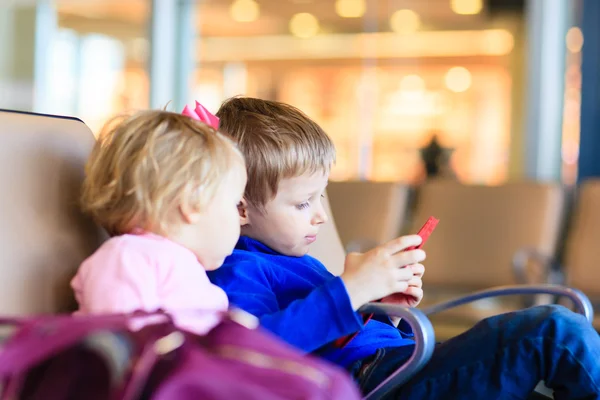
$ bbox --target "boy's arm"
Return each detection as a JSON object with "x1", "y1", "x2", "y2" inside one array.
[{"x1": 209, "y1": 261, "x2": 364, "y2": 353}]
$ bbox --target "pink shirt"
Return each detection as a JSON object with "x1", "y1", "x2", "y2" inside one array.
[{"x1": 71, "y1": 232, "x2": 228, "y2": 335}]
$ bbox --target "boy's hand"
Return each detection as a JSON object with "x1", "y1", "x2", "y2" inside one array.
[
  {"x1": 341, "y1": 235, "x2": 426, "y2": 310},
  {"x1": 381, "y1": 263, "x2": 425, "y2": 307}
]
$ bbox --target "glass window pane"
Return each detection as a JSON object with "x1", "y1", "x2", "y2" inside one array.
[
  {"x1": 192, "y1": 0, "x2": 521, "y2": 185},
  {"x1": 54, "y1": 0, "x2": 150, "y2": 134}
]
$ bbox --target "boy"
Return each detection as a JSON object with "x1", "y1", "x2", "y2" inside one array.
[{"x1": 207, "y1": 97, "x2": 600, "y2": 399}]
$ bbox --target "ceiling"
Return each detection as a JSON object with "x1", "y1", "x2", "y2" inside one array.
[{"x1": 56, "y1": 0, "x2": 512, "y2": 40}]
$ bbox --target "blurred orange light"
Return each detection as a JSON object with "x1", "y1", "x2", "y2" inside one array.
[
  {"x1": 451, "y1": 0, "x2": 483, "y2": 15},
  {"x1": 400, "y1": 74, "x2": 425, "y2": 91},
  {"x1": 390, "y1": 9, "x2": 421, "y2": 34},
  {"x1": 230, "y1": 0, "x2": 260, "y2": 22},
  {"x1": 444, "y1": 67, "x2": 472, "y2": 93},
  {"x1": 289, "y1": 13, "x2": 320, "y2": 38},
  {"x1": 566, "y1": 27, "x2": 584, "y2": 53},
  {"x1": 335, "y1": 0, "x2": 366, "y2": 18}
]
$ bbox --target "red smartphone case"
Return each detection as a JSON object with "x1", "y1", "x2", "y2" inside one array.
[{"x1": 406, "y1": 216, "x2": 439, "y2": 251}]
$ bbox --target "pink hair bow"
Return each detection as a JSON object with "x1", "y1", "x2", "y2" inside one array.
[{"x1": 182, "y1": 101, "x2": 220, "y2": 129}]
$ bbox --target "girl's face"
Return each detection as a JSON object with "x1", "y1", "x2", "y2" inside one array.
[{"x1": 177, "y1": 163, "x2": 247, "y2": 270}]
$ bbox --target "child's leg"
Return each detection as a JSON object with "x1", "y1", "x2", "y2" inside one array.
[{"x1": 355, "y1": 305, "x2": 600, "y2": 400}]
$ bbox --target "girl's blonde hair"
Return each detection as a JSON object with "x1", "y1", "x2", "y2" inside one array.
[{"x1": 82, "y1": 110, "x2": 243, "y2": 236}]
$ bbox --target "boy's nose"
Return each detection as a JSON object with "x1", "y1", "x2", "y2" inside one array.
[{"x1": 312, "y1": 204, "x2": 329, "y2": 225}]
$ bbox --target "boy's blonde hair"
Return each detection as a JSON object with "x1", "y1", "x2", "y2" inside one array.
[
  {"x1": 82, "y1": 110, "x2": 243, "y2": 236},
  {"x1": 216, "y1": 97, "x2": 335, "y2": 209}
]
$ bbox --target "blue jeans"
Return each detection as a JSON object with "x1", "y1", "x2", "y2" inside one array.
[{"x1": 349, "y1": 305, "x2": 600, "y2": 399}]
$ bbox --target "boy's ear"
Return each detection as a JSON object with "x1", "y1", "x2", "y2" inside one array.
[{"x1": 238, "y1": 198, "x2": 250, "y2": 226}]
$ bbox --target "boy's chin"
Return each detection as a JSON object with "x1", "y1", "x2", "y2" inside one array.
[{"x1": 280, "y1": 244, "x2": 310, "y2": 258}]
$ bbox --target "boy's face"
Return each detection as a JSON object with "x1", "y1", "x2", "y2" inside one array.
[{"x1": 242, "y1": 171, "x2": 329, "y2": 257}]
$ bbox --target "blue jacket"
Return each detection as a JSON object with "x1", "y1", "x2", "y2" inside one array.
[{"x1": 208, "y1": 236, "x2": 414, "y2": 367}]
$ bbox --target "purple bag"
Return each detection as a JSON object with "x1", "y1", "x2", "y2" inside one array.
[{"x1": 0, "y1": 311, "x2": 362, "y2": 400}]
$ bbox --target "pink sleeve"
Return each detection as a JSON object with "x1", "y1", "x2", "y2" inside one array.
[{"x1": 75, "y1": 246, "x2": 161, "y2": 314}]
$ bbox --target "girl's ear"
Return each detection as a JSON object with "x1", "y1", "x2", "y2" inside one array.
[{"x1": 179, "y1": 197, "x2": 201, "y2": 224}]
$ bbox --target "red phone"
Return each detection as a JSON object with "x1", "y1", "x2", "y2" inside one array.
[{"x1": 406, "y1": 216, "x2": 439, "y2": 251}]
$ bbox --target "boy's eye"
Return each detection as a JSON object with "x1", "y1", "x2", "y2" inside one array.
[{"x1": 296, "y1": 202, "x2": 310, "y2": 210}]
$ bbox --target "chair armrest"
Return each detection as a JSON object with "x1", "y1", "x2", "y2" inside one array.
[
  {"x1": 357, "y1": 304, "x2": 435, "y2": 400},
  {"x1": 420, "y1": 284, "x2": 594, "y2": 323},
  {"x1": 512, "y1": 248, "x2": 564, "y2": 285}
]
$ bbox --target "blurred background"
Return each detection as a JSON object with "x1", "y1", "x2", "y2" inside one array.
[
  {"x1": 3, "y1": 0, "x2": 600, "y2": 346},
  {"x1": 2, "y1": 0, "x2": 596, "y2": 186}
]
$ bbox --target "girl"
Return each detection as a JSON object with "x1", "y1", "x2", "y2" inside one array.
[{"x1": 71, "y1": 108, "x2": 246, "y2": 334}]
